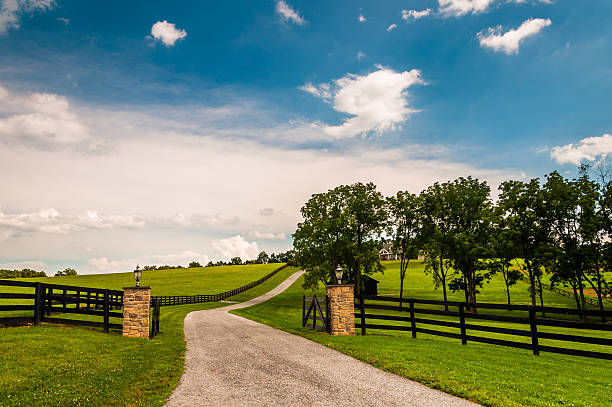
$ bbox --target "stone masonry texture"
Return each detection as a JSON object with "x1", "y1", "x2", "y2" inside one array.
[
  {"x1": 326, "y1": 284, "x2": 355, "y2": 336},
  {"x1": 122, "y1": 286, "x2": 151, "y2": 338}
]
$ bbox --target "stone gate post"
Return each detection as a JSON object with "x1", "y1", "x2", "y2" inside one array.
[
  {"x1": 122, "y1": 286, "x2": 151, "y2": 338},
  {"x1": 326, "y1": 284, "x2": 355, "y2": 335}
]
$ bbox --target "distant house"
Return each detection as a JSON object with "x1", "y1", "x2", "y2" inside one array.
[
  {"x1": 379, "y1": 242, "x2": 424, "y2": 261},
  {"x1": 379, "y1": 243, "x2": 399, "y2": 261}
]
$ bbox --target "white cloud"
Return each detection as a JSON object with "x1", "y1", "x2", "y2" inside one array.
[
  {"x1": 438, "y1": 0, "x2": 495, "y2": 16},
  {"x1": 86, "y1": 251, "x2": 210, "y2": 273},
  {"x1": 150, "y1": 20, "x2": 187, "y2": 46},
  {"x1": 402, "y1": 9, "x2": 432, "y2": 20},
  {"x1": 212, "y1": 235, "x2": 259, "y2": 261},
  {"x1": 550, "y1": 134, "x2": 612, "y2": 165},
  {"x1": 299, "y1": 82, "x2": 332, "y2": 102},
  {"x1": 0, "y1": 83, "x2": 514, "y2": 272},
  {"x1": 358, "y1": 14, "x2": 366, "y2": 23},
  {"x1": 387, "y1": 24, "x2": 397, "y2": 32},
  {"x1": 0, "y1": 208, "x2": 146, "y2": 239},
  {"x1": 357, "y1": 51, "x2": 366, "y2": 61},
  {"x1": 0, "y1": 0, "x2": 54, "y2": 35},
  {"x1": 251, "y1": 230, "x2": 286, "y2": 240},
  {"x1": 303, "y1": 65, "x2": 424, "y2": 138},
  {"x1": 275, "y1": 1, "x2": 305, "y2": 25},
  {"x1": 0, "y1": 85, "x2": 96, "y2": 150},
  {"x1": 0, "y1": 260, "x2": 46, "y2": 270},
  {"x1": 477, "y1": 18, "x2": 551, "y2": 54},
  {"x1": 439, "y1": 0, "x2": 552, "y2": 17}
]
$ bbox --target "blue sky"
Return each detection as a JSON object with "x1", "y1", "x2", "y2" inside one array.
[{"x1": 0, "y1": 0, "x2": 611, "y2": 273}]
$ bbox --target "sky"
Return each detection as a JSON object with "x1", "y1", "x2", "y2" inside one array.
[{"x1": 0, "y1": 0, "x2": 611, "y2": 274}]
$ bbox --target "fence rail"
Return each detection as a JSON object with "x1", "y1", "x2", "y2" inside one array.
[
  {"x1": 0, "y1": 280, "x2": 124, "y2": 333},
  {"x1": 355, "y1": 295, "x2": 612, "y2": 360},
  {"x1": 152, "y1": 264, "x2": 289, "y2": 307}
]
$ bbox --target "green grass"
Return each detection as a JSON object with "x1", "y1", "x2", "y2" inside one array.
[
  {"x1": 6, "y1": 263, "x2": 284, "y2": 295},
  {"x1": 233, "y1": 262, "x2": 612, "y2": 407},
  {"x1": 0, "y1": 265, "x2": 300, "y2": 407}
]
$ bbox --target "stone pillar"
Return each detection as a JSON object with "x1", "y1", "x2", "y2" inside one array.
[
  {"x1": 122, "y1": 286, "x2": 151, "y2": 338},
  {"x1": 326, "y1": 284, "x2": 355, "y2": 336}
]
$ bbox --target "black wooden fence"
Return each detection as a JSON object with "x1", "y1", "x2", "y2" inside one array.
[
  {"x1": 152, "y1": 264, "x2": 289, "y2": 306},
  {"x1": 302, "y1": 295, "x2": 329, "y2": 332},
  {"x1": 355, "y1": 295, "x2": 612, "y2": 360},
  {"x1": 149, "y1": 297, "x2": 160, "y2": 338},
  {"x1": 0, "y1": 280, "x2": 124, "y2": 333}
]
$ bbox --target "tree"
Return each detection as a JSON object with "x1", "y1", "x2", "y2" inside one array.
[
  {"x1": 294, "y1": 183, "x2": 386, "y2": 292},
  {"x1": 345, "y1": 183, "x2": 387, "y2": 295},
  {"x1": 443, "y1": 177, "x2": 495, "y2": 311},
  {"x1": 498, "y1": 178, "x2": 547, "y2": 308},
  {"x1": 230, "y1": 257, "x2": 243, "y2": 265},
  {"x1": 420, "y1": 182, "x2": 454, "y2": 310},
  {"x1": 55, "y1": 268, "x2": 77, "y2": 277},
  {"x1": 490, "y1": 220, "x2": 522, "y2": 307},
  {"x1": 189, "y1": 261, "x2": 202, "y2": 268},
  {"x1": 386, "y1": 191, "x2": 422, "y2": 307},
  {"x1": 256, "y1": 251, "x2": 270, "y2": 264},
  {"x1": 542, "y1": 168, "x2": 609, "y2": 318}
]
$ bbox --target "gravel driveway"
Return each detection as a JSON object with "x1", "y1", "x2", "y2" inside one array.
[{"x1": 165, "y1": 271, "x2": 479, "y2": 407}]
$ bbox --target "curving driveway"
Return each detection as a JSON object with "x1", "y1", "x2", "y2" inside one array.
[{"x1": 165, "y1": 271, "x2": 479, "y2": 407}]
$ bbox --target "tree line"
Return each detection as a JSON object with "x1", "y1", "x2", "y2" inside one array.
[
  {"x1": 0, "y1": 267, "x2": 78, "y2": 278},
  {"x1": 293, "y1": 165, "x2": 611, "y2": 316},
  {"x1": 142, "y1": 250, "x2": 296, "y2": 271}
]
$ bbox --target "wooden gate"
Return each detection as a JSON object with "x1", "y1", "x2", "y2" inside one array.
[{"x1": 302, "y1": 295, "x2": 329, "y2": 332}]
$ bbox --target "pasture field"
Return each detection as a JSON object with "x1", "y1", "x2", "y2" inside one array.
[
  {"x1": 0, "y1": 265, "x2": 298, "y2": 407},
  {"x1": 233, "y1": 261, "x2": 612, "y2": 407}
]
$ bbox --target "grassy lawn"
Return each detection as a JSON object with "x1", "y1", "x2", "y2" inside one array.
[
  {"x1": 233, "y1": 262, "x2": 612, "y2": 407},
  {"x1": 0, "y1": 265, "x2": 299, "y2": 407}
]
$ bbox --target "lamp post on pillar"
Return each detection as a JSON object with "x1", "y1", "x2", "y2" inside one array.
[
  {"x1": 122, "y1": 265, "x2": 151, "y2": 338},
  {"x1": 326, "y1": 265, "x2": 355, "y2": 336}
]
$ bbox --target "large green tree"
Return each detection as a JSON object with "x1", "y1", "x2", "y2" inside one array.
[{"x1": 294, "y1": 183, "x2": 386, "y2": 293}]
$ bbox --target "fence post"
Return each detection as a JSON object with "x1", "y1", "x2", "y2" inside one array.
[
  {"x1": 359, "y1": 295, "x2": 366, "y2": 336},
  {"x1": 47, "y1": 287, "x2": 52, "y2": 316},
  {"x1": 62, "y1": 289, "x2": 67, "y2": 312},
  {"x1": 302, "y1": 295, "x2": 306, "y2": 326},
  {"x1": 459, "y1": 303, "x2": 467, "y2": 345},
  {"x1": 409, "y1": 299, "x2": 416, "y2": 338},
  {"x1": 529, "y1": 306, "x2": 539, "y2": 356},
  {"x1": 103, "y1": 289, "x2": 110, "y2": 334},
  {"x1": 33, "y1": 282, "x2": 42, "y2": 326}
]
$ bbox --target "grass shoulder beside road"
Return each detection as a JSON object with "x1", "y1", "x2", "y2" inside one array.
[
  {"x1": 232, "y1": 263, "x2": 612, "y2": 407},
  {"x1": 0, "y1": 264, "x2": 298, "y2": 407}
]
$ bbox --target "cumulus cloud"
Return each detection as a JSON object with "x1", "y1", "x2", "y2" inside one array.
[
  {"x1": 0, "y1": 0, "x2": 54, "y2": 35},
  {"x1": 550, "y1": 134, "x2": 612, "y2": 165},
  {"x1": 477, "y1": 18, "x2": 551, "y2": 54},
  {"x1": 358, "y1": 14, "x2": 366, "y2": 23},
  {"x1": 387, "y1": 24, "x2": 397, "y2": 32},
  {"x1": 302, "y1": 65, "x2": 424, "y2": 138},
  {"x1": 212, "y1": 235, "x2": 259, "y2": 261},
  {"x1": 86, "y1": 251, "x2": 210, "y2": 273},
  {"x1": 150, "y1": 20, "x2": 187, "y2": 46},
  {"x1": 275, "y1": 1, "x2": 305, "y2": 25},
  {"x1": 0, "y1": 85, "x2": 97, "y2": 150},
  {"x1": 402, "y1": 9, "x2": 432, "y2": 20}
]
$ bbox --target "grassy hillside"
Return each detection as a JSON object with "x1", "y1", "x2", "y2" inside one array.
[
  {"x1": 7, "y1": 263, "x2": 283, "y2": 295},
  {"x1": 0, "y1": 265, "x2": 301, "y2": 407},
  {"x1": 233, "y1": 262, "x2": 612, "y2": 407}
]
